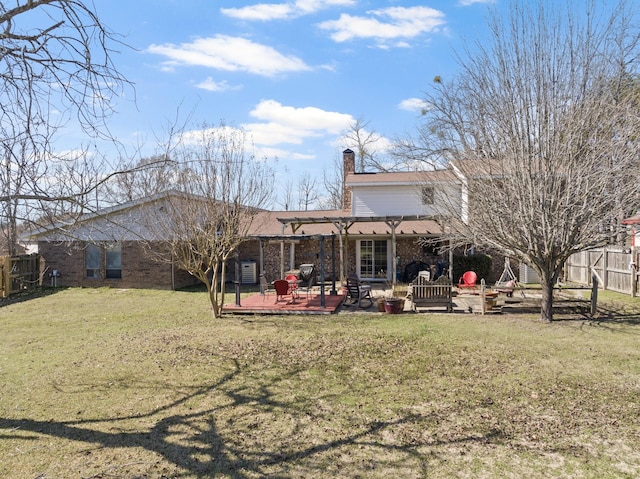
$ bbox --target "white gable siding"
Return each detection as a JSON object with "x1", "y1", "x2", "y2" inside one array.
[
  {"x1": 353, "y1": 185, "x2": 423, "y2": 216},
  {"x1": 351, "y1": 184, "x2": 461, "y2": 217},
  {"x1": 36, "y1": 198, "x2": 175, "y2": 242}
]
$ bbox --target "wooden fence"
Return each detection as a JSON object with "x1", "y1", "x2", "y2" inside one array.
[
  {"x1": 0, "y1": 254, "x2": 40, "y2": 298},
  {"x1": 565, "y1": 247, "x2": 639, "y2": 296}
]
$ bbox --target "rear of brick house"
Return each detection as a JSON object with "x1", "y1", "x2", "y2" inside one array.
[
  {"x1": 25, "y1": 193, "x2": 202, "y2": 290},
  {"x1": 26, "y1": 149, "x2": 463, "y2": 290}
]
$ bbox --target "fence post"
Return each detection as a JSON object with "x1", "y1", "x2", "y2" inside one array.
[
  {"x1": 1, "y1": 256, "x2": 10, "y2": 298},
  {"x1": 590, "y1": 272, "x2": 598, "y2": 316},
  {"x1": 632, "y1": 248, "x2": 638, "y2": 298},
  {"x1": 602, "y1": 247, "x2": 608, "y2": 291}
]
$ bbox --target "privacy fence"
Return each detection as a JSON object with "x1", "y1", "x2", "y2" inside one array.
[
  {"x1": 0, "y1": 254, "x2": 40, "y2": 298},
  {"x1": 565, "y1": 247, "x2": 640, "y2": 297}
]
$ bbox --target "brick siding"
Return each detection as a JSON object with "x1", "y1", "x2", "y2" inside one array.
[{"x1": 38, "y1": 240, "x2": 199, "y2": 290}]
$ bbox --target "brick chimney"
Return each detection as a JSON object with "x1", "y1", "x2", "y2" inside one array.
[{"x1": 342, "y1": 148, "x2": 355, "y2": 212}]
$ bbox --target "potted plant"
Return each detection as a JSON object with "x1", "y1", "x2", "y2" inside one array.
[
  {"x1": 377, "y1": 272, "x2": 406, "y2": 314},
  {"x1": 384, "y1": 297, "x2": 403, "y2": 313}
]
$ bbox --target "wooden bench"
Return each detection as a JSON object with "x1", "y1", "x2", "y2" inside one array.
[{"x1": 409, "y1": 276, "x2": 453, "y2": 312}]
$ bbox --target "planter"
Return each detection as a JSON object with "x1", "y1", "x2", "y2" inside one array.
[{"x1": 384, "y1": 298, "x2": 403, "y2": 314}]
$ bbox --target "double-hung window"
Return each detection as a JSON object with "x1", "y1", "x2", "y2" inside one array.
[
  {"x1": 85, "y1": 244, "x2": 101, "y2": 279},
  {"x1": 85, "y1": 242, "x2": 122, "y2": 279},
  {"x1": 105, "y1": 243, "x2": 122, "y2": 279}
]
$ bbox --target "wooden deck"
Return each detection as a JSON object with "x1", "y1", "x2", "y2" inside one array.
[{"x1": 223, "y1": 291, "x2": 346, "y2": 315}]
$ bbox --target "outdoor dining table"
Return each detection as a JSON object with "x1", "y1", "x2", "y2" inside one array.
[
  {"x1": 272, "y1": 278, "x2": 302, "y2": 304},
  {"x1": 286, "y1": 279, "x2": 302, "y2": 303}
]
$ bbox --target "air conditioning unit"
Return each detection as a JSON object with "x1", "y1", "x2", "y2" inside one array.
[
  {"x1": 241, "y1": 261, "x2": 257, "y2": 284},
  {"x1": 519, "y1": 263, "x2": 539, "y2": 284}
]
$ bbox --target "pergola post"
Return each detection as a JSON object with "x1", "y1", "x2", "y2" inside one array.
[
  {"x1": 330, "y1": 234, "x2": 338, "y2": 295},
  {"x1": 289, "y1": 242, "x2": 295, "y2": 272},
  {"x1": 449, "y1": 241, "x2": 454, "y2": 282},
  {"x1": 319, "y1": 236, "x2": 326, "y2": 306},
  {"x1": 331, "y1": 220, "x2": 353, "y2": 284},
  {"x1": 385, "y1": 219, "x2": 400, "y2": 288},
  {"x1": 259, "y1": 240, "x2": 265, "y2": 276},
  {"x1": 280, "y1": 224, "x2": 285, "y2": 278}
]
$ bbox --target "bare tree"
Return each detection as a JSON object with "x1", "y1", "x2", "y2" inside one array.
[
  {"x1": 143, "y1": 123, "x2": 274, "y2": 318},
  {"x1": 277, "y1": 179, "x2": 295, "y2": 211},
  {"x1": 104, "y1": 155, "x2": 176, "y2": 204},
  {"x1": 0, "y1": 1, "x2": 134, "y2": 252},
  {"x1": 342, "y1": 118, "x2": 386, "y2": 172},
  {"x1": 320, "y1": 152, "x2": 344, "y2": 210},
  {"x1": 296, "y1": 172, "x2": 318, "y2": 211},
  {"x1": 412, "y1": 0, "x2": 640, "y2": 321}
]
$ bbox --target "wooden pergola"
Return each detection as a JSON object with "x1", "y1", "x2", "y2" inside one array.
[
  {"x1": 252, "y1": 233, "x2": 338, "y2": 307},
  {"x1": 274, "y1": 214, "x2": 450, "y2": 288}
]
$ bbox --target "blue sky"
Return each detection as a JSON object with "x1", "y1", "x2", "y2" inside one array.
[{"x1": 89, "y1": 0, "x2": 498, "y2": 200}]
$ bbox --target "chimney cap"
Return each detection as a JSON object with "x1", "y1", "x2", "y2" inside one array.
[{"x1": 343, "y1": 148, "x2": 354, "y2": 154}]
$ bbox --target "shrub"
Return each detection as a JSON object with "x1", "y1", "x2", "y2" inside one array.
[{"x1": 452, "y1": 253, "x2": 493, "y2": 283}]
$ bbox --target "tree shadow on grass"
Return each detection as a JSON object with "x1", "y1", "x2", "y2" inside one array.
[
  {"x1": 0, "y1": 286, "x2": 67, "y2": 308},
  {"x1": 0, "y1": 359, "x2": 502, "y2": 478},
  {"x1": 587, "y1": 305, "x2": 640, "y2": 328},
  {"x1": 504, "y1": 296, "x2": 640, "y2": 326},
  {"x1": 554, "y1": 298, "x2": 640, "y2": 326}
]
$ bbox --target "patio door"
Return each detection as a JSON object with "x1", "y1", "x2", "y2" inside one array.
[{"x1": 358, "y1": 239, "x2": 390, "y2": 281}]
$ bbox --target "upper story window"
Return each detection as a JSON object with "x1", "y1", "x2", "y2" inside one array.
[{"x1": 421, "y1": 186, "x2": 435, "y2": 205}]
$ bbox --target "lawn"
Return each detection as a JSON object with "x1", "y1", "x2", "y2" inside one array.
[{"x1": 1, "y1": 287, "x2": 639, "y2": 478}]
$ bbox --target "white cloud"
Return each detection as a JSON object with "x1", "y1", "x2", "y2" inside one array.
[
  {"x1": 221, "y1": 3, "x2": 293, "y2": 21},
  {"x1": 249, "y1": 99, "x2": 353, "y2": 135},
  {"x1": 243, "y1": 100, "x2": 353, "y2": 150},
  {"x1": 318, "y1": 6, "x2": 446, "y2": 45},
  {"x1": 195, "y1": 77, "x2": 242, "y2": 92},
  {"x1": 245, "y1": 100, "x2": 354, "y2": 160},
  {"x1": 148, "y1": 35, "x2": 311, "y2": 77},
  {"x1": 222, "y1": 0, "x2": 355, "y2": 21},
  {"x1": 254, "y1": 145, "x2": 315, "y2": 161},
  {"x1": 295, "y1": 0, "x2": 356, "y2": 14},
  {"x1": 176, "y1": 100, "x2": 353, "y2": 161},
  {"x1": 458, "y1": 0, "x2": 495, "y2": 6},
  {"x1": 398, "y1": 97, "x2": 428, "y2": 112}
]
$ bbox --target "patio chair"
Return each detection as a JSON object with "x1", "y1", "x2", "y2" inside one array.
[
  {"x1": 345, "y1": 275, "x2": 373, "y2": 308},
  {"x1": 297, "y1": 273, "x2": 317, "y2": 299},
  {"x1": 273, "y1": 279, "x2": 291, "y2": 303},
  {"x1": 259, "y1": 274, "x2": 276, "y2": 301},
  {"x1": 458, "y1": 271, "x2": 478, "y2": 291}
]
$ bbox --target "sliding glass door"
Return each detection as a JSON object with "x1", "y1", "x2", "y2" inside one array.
[{"x1": 358, "y1": 239, "x2": 390, "y2": 281}]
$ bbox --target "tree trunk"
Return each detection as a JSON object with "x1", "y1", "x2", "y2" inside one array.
[
  {"x1": 210, "y1": 269, "x2": 221, "y2": 318},
  {"x1": 539, "y1": 270, "x2": 556, "y2": 322},
  {"x1": 209, "y1": 286, "x2": 220, "y2": 318}
]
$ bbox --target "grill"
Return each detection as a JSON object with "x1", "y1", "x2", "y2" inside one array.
[{"x1": 299, "y1": 263, "x2": 316, "y2": 286}]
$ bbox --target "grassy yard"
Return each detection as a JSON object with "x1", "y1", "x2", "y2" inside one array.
[{"x1": 1, "y1": 287, "x2": 639, "y2": 478}]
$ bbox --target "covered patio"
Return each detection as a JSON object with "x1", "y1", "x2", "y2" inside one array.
[
  {"x1": 273, "y1": 214, "x2": 448, "y2": 288},
  {"x1": 223, "y1": 214, "x2": 452, "y2": 315}
]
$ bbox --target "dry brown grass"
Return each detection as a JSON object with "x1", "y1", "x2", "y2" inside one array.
[{"x1": 1, "y1": 287, "x2": 639, "y2": 478}]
